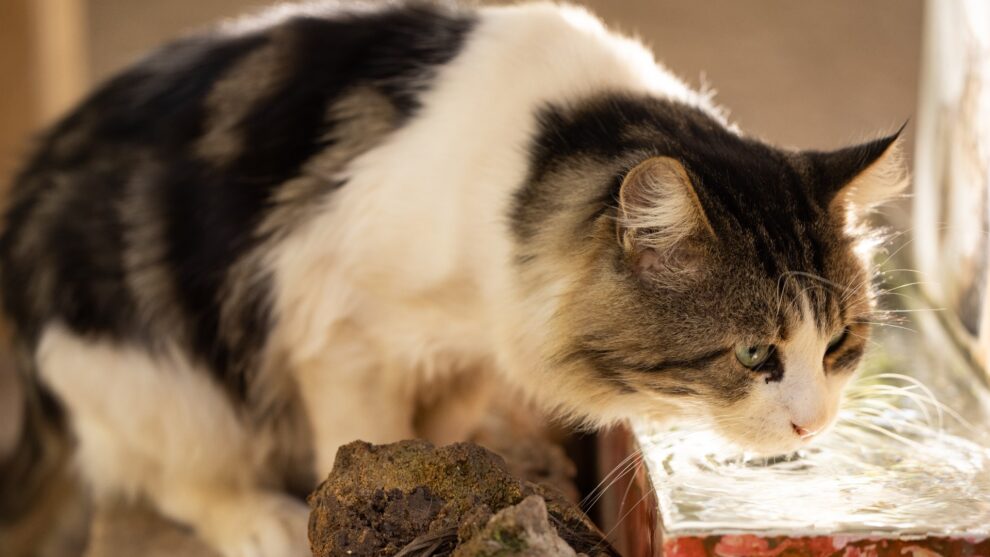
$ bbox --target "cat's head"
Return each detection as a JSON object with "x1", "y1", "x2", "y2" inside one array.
[{"x1": 518, "y1": 98, "x2": 906, "y2": 455}]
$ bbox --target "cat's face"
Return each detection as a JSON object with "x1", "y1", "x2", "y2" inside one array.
[{"x1": 538, "y1": 117, "x2": 905, "y2": 455}]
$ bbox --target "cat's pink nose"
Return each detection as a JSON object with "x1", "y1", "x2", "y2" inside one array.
[{"x1": 791, "y1": 422, "x2": 819, "y2": 439}]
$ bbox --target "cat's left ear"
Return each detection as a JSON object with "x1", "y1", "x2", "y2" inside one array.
[
  {"x1": 617, "y1": 156, "x2": 716, "y2": 279},
  {"x1": 806, "y1": 128, "x2": 908, "y2": 219}
]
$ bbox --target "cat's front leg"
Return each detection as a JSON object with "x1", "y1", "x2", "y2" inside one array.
[
  {"x1": 154, "y1": 484, "x2": 310, "y2": 557},
  {"x1": 36, "y1": 325, "x2": 312, "y2": 557},
  {"x1": 291, "y1": 326, "x2": 417, "y2": 480}
]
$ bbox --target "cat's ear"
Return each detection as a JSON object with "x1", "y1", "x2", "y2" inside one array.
[
  {"x1": 807, "y1": 128, "x2": 908, "y2": 219},
  {"x1": 617, "y1": 156, "x2": 715, "y2": 278}
]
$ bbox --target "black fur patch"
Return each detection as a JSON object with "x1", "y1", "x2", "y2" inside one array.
[
  {"x1": 639, "y1": 347, "x2": 731, "y2": 374},
  {"x1": 754, "y1": 350, "x2": 784, "y2": 384},
  {"x1": 514, "y1": 95, "x2": 833, "y2": 280},
  {"x1": 831, "y1": 344, "x2": 865, "y2": 372}
]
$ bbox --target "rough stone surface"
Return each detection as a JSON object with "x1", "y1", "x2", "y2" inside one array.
[
  {"x1": 307, "y1": 440, "x2": 617, "y2": 557},
  {"x1": 452, "y1": 496, "x2": 578, "y2": 557}
]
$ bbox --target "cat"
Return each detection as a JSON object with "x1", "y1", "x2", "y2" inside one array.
[{"x1": 0, "y1": 1, "x2": 906, "y2": 556}]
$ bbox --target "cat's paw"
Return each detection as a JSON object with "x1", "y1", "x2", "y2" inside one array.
[{"x1": 202, "y1": 492, "x2": 311, "y2": 557}]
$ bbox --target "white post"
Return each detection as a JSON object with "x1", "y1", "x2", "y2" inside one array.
[{"x1": 912, "y1": 0, "x2": 990, "y2": 379}]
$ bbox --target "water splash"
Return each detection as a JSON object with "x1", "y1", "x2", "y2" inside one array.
[{"x1": 636, "y1": 409, "x2": 990, "y2": 538}]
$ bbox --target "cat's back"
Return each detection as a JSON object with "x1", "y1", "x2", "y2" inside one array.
[
  {"x1": 0, "y1": 0, "x2": 698, "y2": 361},
  {"x1": 0, "y1": 2, "x2": 478, "y2": 347}
]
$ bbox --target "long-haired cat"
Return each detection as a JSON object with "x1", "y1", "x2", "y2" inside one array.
[{"x1": 0, "y1": 2, "x2": 905, "y2": 556}]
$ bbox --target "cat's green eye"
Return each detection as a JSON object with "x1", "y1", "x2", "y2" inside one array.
[
  {"x1": 827, "y1": 327, "x2": 849, "y2": 353},
  {"x1": 735, "y1": 344, "x2": 774, "y2": 369}
]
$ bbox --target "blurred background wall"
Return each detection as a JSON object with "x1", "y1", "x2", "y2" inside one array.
[
  {"x1": 0, "y1": 0, "x2": 923, "y2": 458},
  {"x1": 87, "y1": 0, "x2": 923, "y2": 148}
]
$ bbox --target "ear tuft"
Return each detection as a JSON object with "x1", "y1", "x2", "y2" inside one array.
[
  {"x1": 617, "y1": 157, "x2": 714, "y2": 280},
  {"x1": 808, "y1": 128, "x2": 910, "y2": 218},
  {"x1": 838, "y1": 135, "x2": 908, "y2": 213}
]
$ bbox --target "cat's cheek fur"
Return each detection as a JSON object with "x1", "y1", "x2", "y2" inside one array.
[{"x1": 709, "y1": 314, "x2": 853, "y2": 455}]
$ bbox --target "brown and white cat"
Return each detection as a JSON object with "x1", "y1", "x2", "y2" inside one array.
[{"x1": 0, "y1": 2, "x2": 905, "y2": 556}]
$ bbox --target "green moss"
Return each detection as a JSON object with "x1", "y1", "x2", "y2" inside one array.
[{"x1": 488, "y1": 525, "x2": 527, "y2": 554}]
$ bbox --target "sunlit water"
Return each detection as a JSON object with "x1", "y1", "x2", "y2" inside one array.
[{"x1": 637, "y1": 408, "x2": 990, "y2": 537}]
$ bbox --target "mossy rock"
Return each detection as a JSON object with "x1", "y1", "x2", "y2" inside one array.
[
  {"x1": 452, "y1": 496, "x2": 578, "y2": 557},
  {"x1": 307, "y1": 440, "x2": 616, "y2": 556}
]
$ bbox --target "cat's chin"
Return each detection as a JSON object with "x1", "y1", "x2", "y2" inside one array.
[
  {"x1": 719, "y1": 428, "x2": 824, "y2": 458},
  {"x1": 694, "y1": 417, "x2": 822, "y2": 458},
  {"x1": 628, "y1": 414, "x2": 809, "y2": 460},
  {"x1": 735, "y1": 442, "x2": 806, "y2": 459}
]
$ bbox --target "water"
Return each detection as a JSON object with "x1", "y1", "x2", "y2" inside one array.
[{"x1": 637, "y1": 410, "x2": 990, "y2": 538}]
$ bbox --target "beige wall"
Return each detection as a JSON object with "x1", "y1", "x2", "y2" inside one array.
[
  {"x1": 86, "y1": 0, "x2": 922, "y2": 151},
  {"x1": 0, "y1": 1, "x2": 41, "y2": 187},
  {"x1": 1, "y1": 0, "x2": 89, "y2": 166}
]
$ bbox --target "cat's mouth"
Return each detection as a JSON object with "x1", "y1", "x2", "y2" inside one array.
[{"x1": 733, "y1": 450, "x2": 814, "y2": 468}]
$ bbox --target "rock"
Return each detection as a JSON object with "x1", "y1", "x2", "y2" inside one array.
[
  {"x1": 307, "y1": 440, "x2": 617, "y2": 557},
  {"x1": 452, "y1": 496, "x2": 577, "y2": 557}
]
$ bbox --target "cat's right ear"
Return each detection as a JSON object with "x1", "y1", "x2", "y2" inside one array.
[{"x1": 617, "y1": 156, "x2": 715, "y2": 279}]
